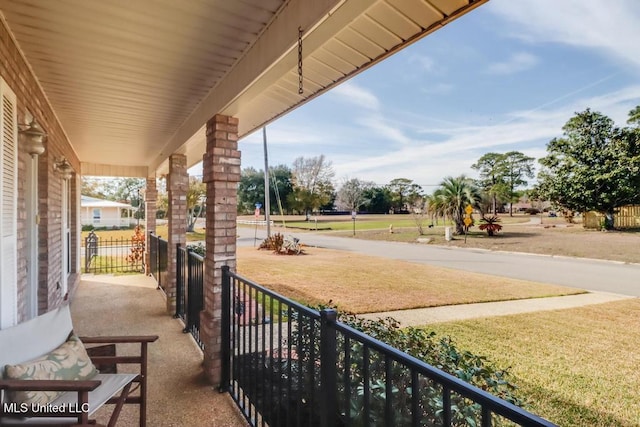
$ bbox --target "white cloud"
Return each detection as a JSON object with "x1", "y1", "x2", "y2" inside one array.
[
  {"x1": 487, "y1": 52, "x2": 538, "y2": 75},
  {"x1": 408, "y1": 54, "x2": 436, "y2": 73},
  {"x1": 329, "y1": 82, "x2": 381, "y2": 110},
  {"x1": 331, "y1": 84, "x2": 640, "y2": 189},
  {"x1": 241, "y1": 125, "x2": 325, "y2": 146},
  {"x1": 420, "y1": 82, "x2": 454, "y2": 95},
  {"x1": 357, "y1": 116, "x2": 412, "y2": 146},
  {"x1": 490, "y1": 0, "x2": 640, "y2": 71},
  {"x1": 236, "y1": 82, "x2": 640, "y2": 189}
]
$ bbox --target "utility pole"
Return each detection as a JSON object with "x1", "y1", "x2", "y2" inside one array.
[{"x1": 263, "y1": 127, "x2": 271, "y2": 238}]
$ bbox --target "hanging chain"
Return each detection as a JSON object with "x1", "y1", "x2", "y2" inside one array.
[{"x1": 298, "y1": 27, "x2": 304, "y2": 95}]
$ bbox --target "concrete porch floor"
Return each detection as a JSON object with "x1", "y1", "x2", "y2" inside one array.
[{"x1": 70, "y1": 274, "x2": 247, "y2": 427}]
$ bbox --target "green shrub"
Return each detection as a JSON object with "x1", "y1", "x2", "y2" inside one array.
[
  {"x1": 287, "y1": 304, "x2": 525, "y2": 426},
  {"x1": 187, "y1": 242, "x2": 205, "y2": 257},
  {"x1": 81, "y1": 224, "x2": 95, "y2": 231}
]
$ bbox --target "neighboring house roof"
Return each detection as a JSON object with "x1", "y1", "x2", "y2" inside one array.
[
  {"x1": 512, "y1": 202, "x2": 533, "y2": 210},
  {"x1": 81, "y1": 195, "x2": 135, "y2": 209}
]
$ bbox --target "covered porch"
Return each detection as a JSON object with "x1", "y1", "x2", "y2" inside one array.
[
  {"x1": 0, "y1": 0, "x2": 489, "y2": 385},
  {"x1": 0, "y1": 0, "x2": 513, "y2": 425}
]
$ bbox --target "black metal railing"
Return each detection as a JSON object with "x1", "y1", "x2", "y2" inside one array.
[
  {"x1": 148, "y1": 233, "x2": 168, "y2": 291},
  {"x1": 82, "y1": 231, "x2": 144, "y2": 274},
  {"x1": 158, "y1": 237, "x2": 168, "y2": 292},
  {"x1": 176, "y1": 244, "x2": 204, "y2": 350},
  {"x1": 220, "y1": 266, "x2": 557, "y2": 427},
  {"x1": 149, "y1": 232, "x2": 158, "y2": 281}
]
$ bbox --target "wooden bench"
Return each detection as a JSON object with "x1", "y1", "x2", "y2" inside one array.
[{"x1": 0, "y1": 304, "x2": 158, "y2": 426}]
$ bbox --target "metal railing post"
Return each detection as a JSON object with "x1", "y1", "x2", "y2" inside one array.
[
  {"x1": 185, "y1": 249, "x2": 194, "y2": 331},
  {"x1": 320, "y1": 308, "x2": 338, "y2": 427},
  {"x1": 175, "y1": 244, "x2": 183, "y2": 319},
  {"x1": 220, "y1": 265, "x2": 232, "y2": 392}
]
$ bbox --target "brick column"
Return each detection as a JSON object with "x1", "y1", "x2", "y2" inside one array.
[
  {"x1": 144, "y1": 177, "x2": 157, "y2": 275},
  {"x1": 166, "y1": 154, "x2": 188, "y2": 313},
  {"x1": 201, "y1": 114, "x2": 240, "y2": 385}
]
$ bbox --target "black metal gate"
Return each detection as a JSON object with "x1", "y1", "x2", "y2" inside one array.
[{"x1": 83, "y1": 231, "x2": 145, "y2": 274}]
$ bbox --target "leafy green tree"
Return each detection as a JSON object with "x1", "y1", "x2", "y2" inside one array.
[
  {"x1": 81, "y1": 177, "x2": 112, "y2": 199},
  {"x1": 472, "y1": 152, "x2": 533, "y2": 216},
  {"x1": 237, "y1": 167, "x2": 263, "y2": 214},
  {"x1": 270, "y1": 165, "x2": 295, "y2": 214},
  {"x1": 502, "y1": 151, "x2": 535, "y2": 216},
  {"x1": 186, "y1": 176, "x2": 205, "y2": 232},
  {"x1": 432, "y1": 176, "x2": 481, "y2": 235},
  {"x1": 113, "y1": 178, "x2": 146, "y2": 206},
  {"x1": 472, "y1": 152, "x2": 508, "y2": 215},
  {"x1": 237, "y1": 165, "x2": 294, "y2": 214},
  {"x1": 290, "y1": 155, "x2": 335, "y2": 217},
  {"x1": 361, "y1": 186, "x2": 393, "y2": 213},
  {"x1": 387, "y1": 178, "x2": 423, "y2": 213},
  {"x1": 628, "y1": 106, "x2": 640, "y2": 125},
  {"x1": 335, "y1": 178, "x2": 374, "y2": 211},
  {"x1": 536, "y1": 107, "x2": 640, "y2": 229},
  {"x1": 82, "y1": 177, "x2": 146, "y2": 218}
]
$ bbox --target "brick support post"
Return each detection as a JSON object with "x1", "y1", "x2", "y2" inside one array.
[
  {"x1": 201, "y1": 114, "x2": 240, "y2": 385},
  {"x1": 144, "y1": 177, "x2": 157, "y2": 275},
  {"x1": 166, "y1": 154, "x2": 188, "y2": 313}
]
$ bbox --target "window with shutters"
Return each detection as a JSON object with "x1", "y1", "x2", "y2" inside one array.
[{"x1": 0, "y1": 78, "x2": 18, "y2": 329}]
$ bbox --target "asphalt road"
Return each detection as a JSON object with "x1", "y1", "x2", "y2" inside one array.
[{"x1": 238, "y1": 226, "x2": 640, "y2": 297}]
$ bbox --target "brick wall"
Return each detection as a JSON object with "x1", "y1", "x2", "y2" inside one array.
[{"x1": 0, "y1": 17, "x2": 81, "y2": 321}]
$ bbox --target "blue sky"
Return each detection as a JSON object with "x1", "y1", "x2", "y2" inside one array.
[{"x1": 235, "y1": 0, "x2": 640, "y2": 191}]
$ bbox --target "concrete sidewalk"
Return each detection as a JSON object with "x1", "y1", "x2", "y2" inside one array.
[{"x1": 359, "y1": 291, "x2": 634, "y2": 326}]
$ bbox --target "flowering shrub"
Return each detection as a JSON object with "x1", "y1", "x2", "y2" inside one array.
[{"x1": 126, "y1": 226, "x2": 145, "y2": 265}]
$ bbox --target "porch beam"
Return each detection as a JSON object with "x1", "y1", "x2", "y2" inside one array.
[
  {"x1": 200, "y1": 114, "x2": 240, "y2": 385},
  {"x1": 80, "y1": 162, "x2": 148, "y2": 178}
]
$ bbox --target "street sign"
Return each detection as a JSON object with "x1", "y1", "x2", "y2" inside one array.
[
  {"x1": 464, "y1": 217, "x2": 473, "y2": 226},
  {"x1": 465, "y1": 204, "x2": 473, "y2": 215}
]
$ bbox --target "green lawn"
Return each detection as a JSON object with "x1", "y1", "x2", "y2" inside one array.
[
  {"x1": 255, "y1": 213, "x2": 533, "y2": 232},
  {"x1": 81, "y1": 225, "x2": 205, "y2": 242},
  {"x1": 237, "y1": 246, "x2": 583, "y2": 314},
  {"x1": 427, "y1": 299, "x2": 640, "y2": 427},
  {"x1": 282, "y1": 217, "x2": 420, "y2": 231}
]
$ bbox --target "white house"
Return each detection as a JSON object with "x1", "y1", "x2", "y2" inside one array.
[{"x1": 81, "y1": 195, "x2": 136, "y2": 228}]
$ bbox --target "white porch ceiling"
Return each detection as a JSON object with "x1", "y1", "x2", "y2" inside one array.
[{"x1": 0, "y1": 0, "x2": 487, "y2": 177}]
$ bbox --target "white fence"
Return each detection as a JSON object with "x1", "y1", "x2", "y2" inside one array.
[{"x1": 237, "y1": 220, "x2": 274, "y2": 226}]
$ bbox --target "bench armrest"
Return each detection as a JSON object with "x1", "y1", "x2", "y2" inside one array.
[
  {"x1": 0, "y1": 379, "x2": 101, "y2": 392},
  {"x1": 79, "y1": 335, "x2": 158, "y2": 344}
]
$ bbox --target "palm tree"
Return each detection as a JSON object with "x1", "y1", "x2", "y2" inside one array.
[{"x1": 432, "y1": 176, "x2": 481, "y2": 235}]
